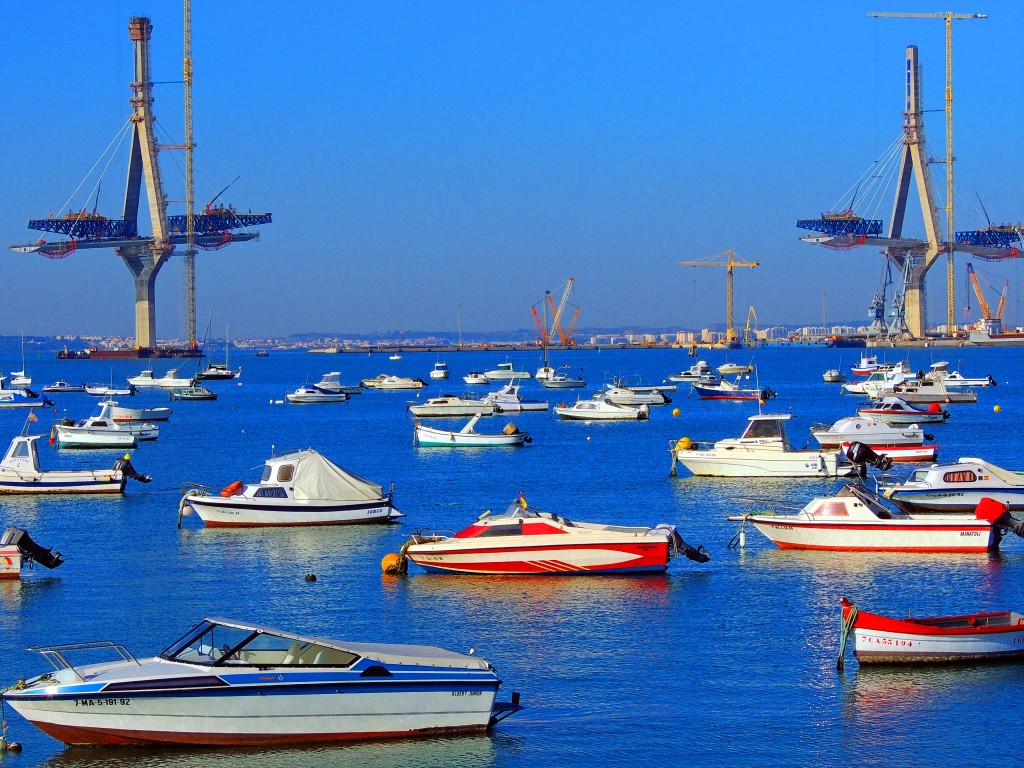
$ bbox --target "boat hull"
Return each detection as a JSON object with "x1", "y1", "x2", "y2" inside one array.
[
  {"x1": 0, "y1": 545, "x2": 22, "y2": 578},
  {"x1": 675, "y1": 450, "x2": 850, "y2": 478},
  {"x1": 414, "y1": 428, "x2": 528, "y2": 447},
  {"x1": 54, "y1": 430, "x2": 139, "y2": 449},
  {"x1": 745, "y1": 517, "x2": 995, "y2": 552},
  {"x1": 111, "y1": 406, "x2": 172, "y2": 422},
  {"x1": 838, "y1": 442, "x2": 937, "y2": 463},
  {"x1": 187, "y1": 496, "x2": 401, "y2": 527},
  {"x1": 0, "y1": 471, "x2": 125, "y2": 494},
  {"x1": 856, "y1": 409, "x2": 947, "y2": 425},
  {"x1": 408, "y1": 538, "x2": 670, "y2": 574},
  {"x1": 5, "y1": 683, "x2": 499, "y2": 747}
]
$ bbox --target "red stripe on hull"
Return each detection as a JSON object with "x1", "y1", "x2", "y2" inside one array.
[{"x1": 32, "y1": 720, "x2": 489, "y2": 747}]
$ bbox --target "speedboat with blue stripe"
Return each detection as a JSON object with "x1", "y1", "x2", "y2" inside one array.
[
  {"x1": 3, "y1": 617, "x2": 522, "y2": 747},
  {"x1": 881, "y1": 458, "x2": 1024, "y2": 514}
]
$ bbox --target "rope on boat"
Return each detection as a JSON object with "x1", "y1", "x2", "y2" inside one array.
[
  {"x1": 727, "y1": 517, "x2": 749, "y2": 549},
  {"x1": 836, "y1": 603, "x2": 859, "y2": 672},
  {"x1": 176, "y1": 493, "x2": 195, "y2": 529}
]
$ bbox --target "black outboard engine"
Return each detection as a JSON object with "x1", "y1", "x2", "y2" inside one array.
[
  {"x1": 1, "y1": 527, "x2": 64, "y2": 569},
  {"x1": 845, "y1": 441, "x2": 894, "y2": 477},
  {"x1": 114, "y1": 454, "x2": 152, "y2": 484},
  {"x1": 654, "y1": 524, "x2": 711, "y2": 564}
]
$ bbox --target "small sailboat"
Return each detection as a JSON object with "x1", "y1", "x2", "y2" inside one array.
[{"x1": 196, "y1": 326, "x2": 241, "y2": 380}]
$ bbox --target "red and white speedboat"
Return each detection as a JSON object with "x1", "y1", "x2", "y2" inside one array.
[
  {"x1": 728, "y1": 485, "x2": 1024, "y2": 553},
  {"x1": 396, "y1": 498, "x2": 709, "y2": 575},
  {"x1": 850, "y1": 354, "x2": 880, "y2": 376},
  {"x1": 839, "y1": 597, "x2": 1024, "y2": 665},
  {"x1": 811, "y1": 416, "x2": 938, "y2": 462}
]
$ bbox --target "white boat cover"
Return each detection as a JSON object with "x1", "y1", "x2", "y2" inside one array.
[{"x1": 285, "y1": 450, "x2": 384, "y2": 501}]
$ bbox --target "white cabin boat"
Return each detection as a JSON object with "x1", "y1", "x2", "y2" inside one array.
[
  {"x1": 286, "y1": 386, "x2": 347, "y2": 404},
  {"x1": 42, "y1": 380, "x2": 85, "y2": 393},
  {"x1": 414, "y1": 415, "x2": 531, "y2": 447},
  {"x1": 408, "y1": 395, "x2": 495, "y2": 417},
  {"x1": 181, "y1": 449, "x2": 401, "y2": 527},
  {"x1": 85, "y1": 383, "x2": 136, "y2": 397},
  {"x1": 670, "y1": 414, "x2": 853, "y2": 478},
  {"x1": 109, "y1": 403, "x2": 172, "y2": 422},
  {"x1": 127, "y1": 368, "x2": 194, "y2": 389},
  {"x1": 873, "y1": 377, "x2": 977, "y2": 404},
  {"x1": 598, "y1": 385, "x2": 671, "y2": 406},
  {"x1": 851, "y1": 354, "x2": 880, "y2": 376},
  {"x1": 3, "y1": 617, "x2": 519, "y2": 746},
  {"x1": 881, "y1": 458, "x2": 1024, "y2": 514},
  {"x1": 429, "y1": 361, "x2": 450, "y2": 380},
  {"x1": 668, "y1": 361, "x2": 716, "y2": 383},
  {"x1": 728, "y1": 483, "x2": 1004, "y2": 552},
  {"x1": 313, "y1": 372, "x2": 362, "y2": 395},
  {"x1": 811, "y1": 416, "x2": 927, "y2": 449},
  {"x1": 718, "y1": 362, "x2": 753, "y2": 376},
  {"x1": 553, "y1": 399, "x2": 649, "y2": 421},
  {"x1": 857, "y1": 396, "x2": 949, "y2": 425},
  {"x1": 483, "y1": 383, "x2": 549, "y2": 412},
  {"x1": 463, "y1": 372, "x2": 489, "y2": 385},
  {"x1": 924, "y1": 361, "x2": 996, "y2": 388},
  {"x1": 360, "y1": 374, "x2": 426, "y2": 390},
  {"x1": 841, "y1": 364, "x2": 911, "y2": 396},
  {"x1": 822, "y1": 369, "x2": 846, "y2": 383},
  {"x1": 0, "y1": 435, "x2": 148, "y2": 494},
  {"x1": 54, "y1": 401, "x2": 160, "y2": 447},
  {"x1": 484, "y1": 360, "x2": 531, "y2": 380},
  {"x1": 540, "y1": 367, "x2": 587, "y2": 389},
  {"x1": 389, "y1": 353, "x2": 403, "y2": 360}
]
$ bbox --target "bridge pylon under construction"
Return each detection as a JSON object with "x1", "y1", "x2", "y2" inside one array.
[
  {"x1": 796, "y1": 45, "x2": 1020, "y2": 339},
  {"x1": 11, "y1": 16, "x2": 271, "y2": 354}
]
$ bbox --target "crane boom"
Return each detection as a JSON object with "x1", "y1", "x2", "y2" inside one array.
[
  {"x1": 966, "y1": 263, "x2": 992, "y2": 320},
  {"x1": 678, "y1": 250, "x2": 759, "y2": 343},
  {"x1": 995, "y1": 280, "x2": 1008, "y2": 320}
]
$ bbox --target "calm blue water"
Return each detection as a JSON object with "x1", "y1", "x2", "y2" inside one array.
[{"x1": 2, "y1": 345, "x2": 1023, "y2": 768}]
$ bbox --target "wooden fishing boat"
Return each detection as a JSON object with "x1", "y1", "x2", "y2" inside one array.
[{"x1": 839, "y1": 597, "x2": 1024, "y2": 665}]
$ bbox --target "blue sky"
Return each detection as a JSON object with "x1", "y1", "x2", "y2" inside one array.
[{"x1": 3, "y1": 1, "x2": 1023, "y2": 338}]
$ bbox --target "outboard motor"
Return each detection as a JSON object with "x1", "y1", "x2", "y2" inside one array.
[
  {"x1": 975, "y1": 498, "x2": 1024, "y2": 548},
  {"x1": 845, "y1": 441, "x2": 894, "y2": 477},
  {"x1": 653, "y1": 524, "x2": 711, "y2": 564},
  {"x1": 114, "y1": 454, "x2": 152, "y2": 484},
  {"x1": 1, "y1": 527, "x2": 64, "y2": 569}
]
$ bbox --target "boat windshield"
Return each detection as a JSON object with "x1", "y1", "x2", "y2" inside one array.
[
  {"x1": 741, "y1": 419, "x2": 785, "y2": 440},
  {"x1": 161, "y1": 621, "x2": 360, "y2": 668}
]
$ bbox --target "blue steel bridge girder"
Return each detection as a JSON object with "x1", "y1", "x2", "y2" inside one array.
[
  {"x1": 28, "y1": 212, "x2": 272, "y2": 239},
  {"x1": 796, "y1": 218, "x2": 883, "y2": 237}
]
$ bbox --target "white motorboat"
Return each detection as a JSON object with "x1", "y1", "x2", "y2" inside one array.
[
  {"x1": 360, "y1": 374, "x2": 426, "y2": 390},
  {"x1": 313, "y1": 372, "x2": 362, "y2": 395},
  {"x1": 394, "y1": 497, "x2": 709, "y2": 574},
  {"x1": 53, "y1": 400, "x2": 158, "y2": 448},
  {"x1": 727, "y1": 483, "x2": 1010, "y2": 552},
  {"x1": 109, "y1": 403, "x2": 172, "y2": 422},
  {"x1": 857, "y1": 396, "x2": 949, "y2": 424},
  {"x1": 598, "y1": 385, "x2": 671, "y2": 406},
  {"x1": 170, "y1": 382, "x2": 218, "y2": 401},
  {"x1": 0, "y1": 435, "x2": 149, "y2": 494},
  {"x1": 389, "y1": 353, "x2": 403, "y2": 360},
  {"x1": 875, "y1": 377, "x2": 977, "y2": 404},
  {"x1": 10, "y1": 371, "x2": 31, "y2": 387},
  {"x1": 668, "y1": 360, "x2": 716, "y2": 383},
  {"x1": 670, "y1": 413, "x2": 854, "y2": 478},
  {"x1": 463, "y1": 371, "x2": 489, "y2": 385},
  {"x1": 60, "y1": 400, "x2": 159, "y2": 441},
  {"x1": 42, "y1": 380, "x2": 85, "y2": 393},
  {"x1": 535, "y1": 365, "x2": 556, "y2": 381},
  {"x1": 718, "y1": 362, "x2": 753, "y2": 376},
  {"x1": 822, "y1": 369, "x2": 846, "y2": 383},
  {"x1": 414, "y1": 415, "x2": 531, "y2": 447},
  {"x1": 924, "y1": 361, "x2": 996, "y2": 388},
  {"x1": 0, "y1": 375, "x2": 52, "y2": 408},
  {"x1": 484, "y1": 360, "x2": 531, "y2": 380},
  {"x1": 851, "y1": 354, "x2": 880, "y2": 376},
  {"x1": 540, "y1": 367, "x2": 587, "y2": 389},
  {"x1": 691, "y1": 377, "x2": 776, "y2": 401},
  {"x1": 429, "y1": 361, "x2": 450, "y2": 379},
  {"x1": 483, "y1": 382, "x2": 549, "y2": 412},
  {"x1": 408, "y1": 395, "x2": 495, "y2": 417},
  {"x1": 286, "y1": 385, "x2": 348, "y2": 403},
  {"x1": 0, "y1": 526, "x2": 64, "y2": 580},
  {"x1": 810, "y1": 416, "x2": 936, "y2": 463},
  {"x1": 180, "y1": 449, "x2": 401, "y2": 527},
  {"x1": 85, "y1": 383, "x2": 136, "y2": 397},
  {"x1": 841, "y1": 364, "x2": 911, "y2": 396},
  {"x1": 881, "y1": 458, "x2": 1024, "y2": 514},
  {"x1": 127, "y1": 368, "x2": 194, "y2": 389},
  {"x1": 3, "y1": 617, "x2": 520, "y2": 746},
  {"x1": 553, "y1": 399, "x2": 649, "y2": 421}
]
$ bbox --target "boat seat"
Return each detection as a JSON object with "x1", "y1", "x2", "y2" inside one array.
[
  {"x1": 313, "y1": 651, "x2": 326, "y2": 665},
  {"x1": 281, "y1": 640, "x2": 302, "y2": 665}
]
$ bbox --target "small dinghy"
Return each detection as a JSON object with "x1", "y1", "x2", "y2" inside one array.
[{"x1": 838, "y1": 597, "x2": 1024, "y2": 666}]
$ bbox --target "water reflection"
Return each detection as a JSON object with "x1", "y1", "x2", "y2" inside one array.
[{"x1": 43, "y1": 733, "x2": 506, "y2": 768}]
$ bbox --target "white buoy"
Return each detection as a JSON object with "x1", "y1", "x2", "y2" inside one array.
[{"x1": 739, "y1": 528, "x2": 746, "y2": 548}]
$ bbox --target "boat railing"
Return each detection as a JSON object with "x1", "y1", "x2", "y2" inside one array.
[
  {"x1": 731, "y1": 496, "x2": 805, "y2": 514},
  {"x1": 28, "y1": 640, "x2": 141, "y2": 680},
  {"x1": 407, "y1": 530, "x2": 456, "y2": 544}
]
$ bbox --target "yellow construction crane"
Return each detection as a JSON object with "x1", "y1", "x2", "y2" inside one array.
[
  {"x1": 678, "y1": 250, "x2": 759, "y2": 343},
  {"x1": 183, "y1": 0, "x2": 197, "y2": 346},
  {"x1": 743, "y1": 306, "x2": 758, "y2": 344},
  {"x1": 868, "y1": 10, "x2": 986, "y2": 334}
]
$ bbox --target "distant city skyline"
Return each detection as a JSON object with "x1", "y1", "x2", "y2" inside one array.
[{"x1": 3, "y1": 1, "x2": 1022, "y2": 339}]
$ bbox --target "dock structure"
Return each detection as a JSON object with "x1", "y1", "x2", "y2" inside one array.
[
  {"x1": 797, "y1": 43, "x2": 1021, "y2": 339},
  {"x1": 11, "y1": 16, "x2": 271, "y2": 353}
]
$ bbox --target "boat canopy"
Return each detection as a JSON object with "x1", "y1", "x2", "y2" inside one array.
[{"x1": 272, "y1": 450, "x2": 384, "y2": 501}]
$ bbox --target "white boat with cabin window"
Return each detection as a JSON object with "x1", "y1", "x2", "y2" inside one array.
[
  {"x1": 484, "y1": 360, "x2": 531, "y2": 381},
  {"x1": 483, "y1": 382, "x2": 549, "y2": 412},
  {"x1": 128, "y1": 368, "x2": 193, "y2": 389},
  {"x1": 670, "y1": 413, "x2": 854, "y2": 478},
  {"x1": 463, "y1": 372, "x2": 489, "y2": 385},
  {"x1": 429, "y1": 361, "x2": 450, "y2": 380},
  {"x1": 553, "y1": 399, "x2": 649, "y2": 421},
  {"x1": 180, "y1": 449, "x2": 401, "y2": 527},
  {"x1": 408, "y1": 395, "x2": 495, "y2": 417},
  {"x1": 0, "y1": 434, "x2": 149, "y2": 494}
]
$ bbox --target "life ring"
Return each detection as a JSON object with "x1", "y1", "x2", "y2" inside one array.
[{"x1": 220, "y1": 480, "x2": 243, "y2": 498}]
